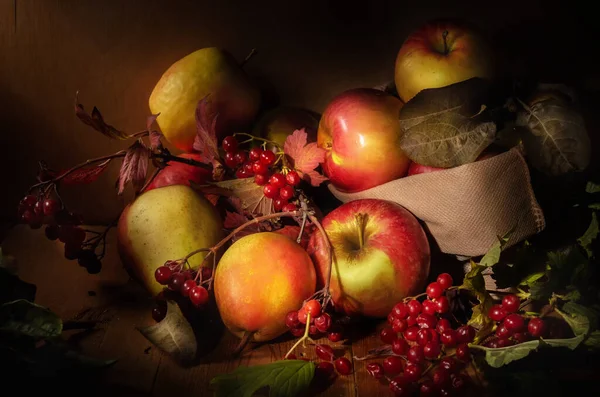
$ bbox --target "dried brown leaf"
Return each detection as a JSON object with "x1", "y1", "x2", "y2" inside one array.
[
  {"x1": 74, "y1": 93, "x2": 128, "y2": 140},
  {"x1": 193, "y1": 96, "x2": 219, "y2": 163},
  {"x1": 117, "y1": 141, "x2": 150, "y2": 194},
  {"x1": 213, "y1": 178, "x2": 274, "y2": 216}
]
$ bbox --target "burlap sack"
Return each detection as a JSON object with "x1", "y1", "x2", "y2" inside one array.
[{"x1": 328, "y1": 148, "x2": 546, "y2": 257}]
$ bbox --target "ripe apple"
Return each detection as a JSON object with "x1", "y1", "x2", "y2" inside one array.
[
  {"x1": 307, "y1": 199, "x2": 430, "y2": 318},
  {"x1": 149, "y1": 47, "x2": 261, "y2": 152},
  {"x1": 117, "y1": 185, "x2": 223, "y2": 296},
  {"x1": 144, "y1": 153, "x2": 211, "y2": 192},
  {"x1": 252, "y1": 106, "x2": 319, "y2": 151},
  {"x1": 214, "y1": 232, "x2": 316, "y2": 342},
  {"x1": 317, "y1": 88, "x2": 410, "y2": 193},
  {"x1": 394, "y1": 19, "x2": 494, "y2": 102}
]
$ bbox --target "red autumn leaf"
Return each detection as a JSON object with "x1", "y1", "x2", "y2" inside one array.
[
  {"x1": 61, "y1": 159, "x2": 112, "y2": 185},
  {"x1": 192, "y1": 96, "x2": 220, "y2": 163},
  {"x1": 117, "y1": 141, "x2": 150, "y2": 194},
  {"x1": 74, "y1": 93, "x2": 128, "y2": 140},
  {"x1": 147, "y1": 113, "x2": 163, "y2": 150},
  {"x1": 284, "y1": 129, "x2": 328, "y2": 187},
  {"x1": 224, "y1": 211, "x2": 250, "y2": 229}
]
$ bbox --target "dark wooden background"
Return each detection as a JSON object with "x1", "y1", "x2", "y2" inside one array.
[{"x1": 1, "y1": 0, "x2": 598, "y2": 224}]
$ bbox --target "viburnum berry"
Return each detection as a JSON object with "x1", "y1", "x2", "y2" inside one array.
[
  {"x1": 304, "y1": 300, "x2": 321, "y2": 317},
  {"x1": 495, "y1": 323, "x2": 511, "y2": 339},
  {"x1": 416, "y1": 313, "x2": 437, "y2": 329},
  {"x1": 315, "y1": 361, "x2": 335, "y2": 379},
  {"x1": 496, "y1": 338, "x2": 514, "y2": 347},
  {"x1": 189, "y1": 285, "x2": 209, "y2": 306},
  {"x1": 392, "y1": 318, "x2": 408, "y2": 333},
  {"x1": 380, "y1": 327, "x2": 396, "y2": 344},
  {"x1": 383, "y1": 356, "x2": 404, "y2": 375},
  {"x1": 286, "y1": 170, "x2": 301, "y2": 186},
  {"x1": 489, "y1": 304, "x2": 508, "y2": 322},
  {"x1": 407, "y1": 315, "x2": 417, "y2": 327},
  {"x1": 279, "y1": 185, "x2": 295, "y2": 201},
  {"x1": 235, "y1": 168, "x2": 250, "y2": 179},
  {"x1": 221, "y1": 136, "x2": 238, "y2": 153},
  {"x1": 281, "y1": 203, "x2": 297, "y2": 212},
  {"x1": 432, "y1": 368, "x2": 451, "y2": 387},
  {"x1": 254, "y1": 174, "x2": 268, "y2": 186},
  {"x1": 249, "y1": 147, "x2": 263, "y2": 161},
  {"x1": 328, "y1": 330, "x2": 343, "y2": 342},
  {"x1": 528, "y1": 317, "x2": 547, "y2": 338},
  {"x1": 404, "y1": 326, "x2": 418, "y2": 341},
  {"x1": 440, "y1": 329, "x2": 457, "y2": 346},
  {"x1": 512, "y1": 332, "x2": 531, "y2": 343},
  {"x1": 407, "y1": 300, "x2": 422, "y2": 315},
  {"x1": 243, "y1": 162, "x2": 255, "y2": 176},
  {"x1": 392, "y1": 338, "x2": 408, "y2": 355},
  {"x1": 407, "y1": 345, "x2": 425, "y2": 364},
  {"x1": 315, "y1": 344, "x2": 335, "y2": 361},
  {"x1": 366, "y1": 363, "x2": 384, "y2": 379},
  {"x1": 334, "y1": 357, "x2": 352, "y2": 375},
  {"x1": 234, "y1": 151, "x2": 247, "y2": 165},
  {"x1": 436, "y1": 273, "x2": 453, "y2": 290},
  {"x1": 419, "y1": 380, "x2": 436, "y2": 397},
  {"x1": 422, "y1": 299, "x2": 437, "y2": 316},
  {"x1": 43, "y1": 199, "x2": 60, "y2": 216},
  {"x1": 417, "y1": 328, "x2": 432, "y2": 345},
  {"x1": 456, "y1": 343, "x2": 471, "y2": 362},
  {"x1": 404, "y1": 363, "x2": 422, "y2": 382},
  {"x1": 297, "y1": 308, "x2": 309, "y2": 324},
  {"x1": 392, "y1": 302, "x2": 410, "y2": 319},
  {"x1": 435, "y1": 296, "x2": 450, "y2": 314},
  {"x1": 504, "y1": 313, "x2": 525, "y2": 332},
  {"x1": 314, "y1": 313, "x2": 332, "y2": 332},
  {"x1": 180, "y1": 279, "x2": 196, "y2": 297},
  {"x1": 290, "y1": 327, "x2": 304, "y2": 337},
  {"x1": 451, "y1": 373, "x2": 468, "y2": 391},
  {"x1": 259, "y1": 150, "x2": 276, "y2": 166},
  {"x1": 152, "y1": 303, "x2": 167, "y2": 322},
  {"x1": 423, "y1": 340, "x2": 441, "y2": 359},
  {"x1": 436, "y1": 318, "x2": 452, "y2": 334},
  {"x1": 501, "y1": 294, "x2": 521, "y2": 313},
  {"x1": 426, "y1": 282, "x2": 443, "y2": 299},
  {"x1": 273, "y1": 198, "x2": 288, "y2": 211},
  {"x1": 224, "y1": 152, "x2": 237, "y2": 168},
  {"x1": 456, "y1": 325, "x2": 476, "y2": 343},
  {"x1": 154, "y1": 266, "x2": 172, "y2": 285},
  {"x1": 285, "y1": 311, "x2": 300, "y2": 329},
  {"x1": 168, "y1": 272, "x2": 186, "y2": 291},
  {"x1": 252, "y1": 161, "x2": 268, "y2": 175},
  {"x1": 263, "y1": 184, "x2": 279, "y2": 199},
  {"x1": 269, "y1": 173, "x2": 286, "y2": 189},
  {"x1": 439, "y1": 357, "x2": 457, "y2": 373},
  {"x1": 44, "y1": 224, "x2": 59, "y2": 240},
  {"x1": 389, "y1": 376, "x2": 413, "y2": 397}
]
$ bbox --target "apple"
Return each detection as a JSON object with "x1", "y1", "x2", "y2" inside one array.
[
  {"x1": 307, "y1": 199, "x2": 430, "y2": 318},
  {"x1": 394, "y1": 19, "x2": 494, "y2": 102},
  {"x1": 144, "y1": 152, "x2": 211, "y2": 192},
  {"x1": 407, "y1": 151, "x2": 499, "y2": 176},
  {"x1": 117, "y1": 185, "x2": 223, "y2": 296},
  {"x1": 214, "y1": 232, "x2": 316, "y2": 342},
  {"x1": 149, "y1": 47, "x2": 261, "y2": 152},
  {"x1": 252, "y1": 106, "x2": 319, "y2": 151},
  {"x1": 317, "y1": 88, "x2": 410, "y2": 193}
]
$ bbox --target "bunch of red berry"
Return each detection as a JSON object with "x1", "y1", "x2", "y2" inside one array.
[
  {"x1": 365, "y1": 273, "x2": 474, "y2": 396},
  {"x1": 17, "y1": 193, "x2": 102, "y2": 273},
  {"x1": 484, "y1": 294, "x2": 549, "y2": 347},
  {"x1": 152, "y1": 261, "x2": 213, "y2": 320},
  {"x1": 221, "y1": 135, "x2": 300, "y2": 212},
  {"x1": 285, "y1": 299, "x2": 344, "y2": 343}
]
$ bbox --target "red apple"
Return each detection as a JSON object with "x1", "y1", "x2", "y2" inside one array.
[
  {"x1": 307, "y1": 199, "x2": 430, "y2": 318},
  {"x1": 394, "y1": 19, "x2": 495, "y2": 102},
  {"x1": 317, "y1": 88, "x2": 410, "y2": 193},
  {"x1": 144, "y1": 153, "x2": 211, "y2": 192},
  {"x1": 407, "y1": 162, "x2": 445, "y2": 176}
]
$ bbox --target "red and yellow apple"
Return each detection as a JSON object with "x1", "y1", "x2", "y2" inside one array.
[
  {"x1": 214, "y1": 232, "x2": 316, "y2": 341},
  {"x1": 144, "y1": 153, "x2": 211, "y2": 192},
  {"x1": 307, "y1": 199, "x2": 430, "y2": 318},
  {"x1": 149, "y1": 47, "x2": 261, "y2": 152},
  {"x1": 317, "y1": 88, "x2": 410, "y2": 193},
  {"x1": 394, "y1": 19, "x2": 494, "y2": 102},
  {"x1": 117, "y1": 185, "x2": 223, "y2": 296},
  {"x1": 252, "y1": 106, "x2": 319, "y2": 151}
]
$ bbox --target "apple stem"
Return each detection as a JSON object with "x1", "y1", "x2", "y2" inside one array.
[
  {"x1": 442, "y1": 30, "x2": 449, "y2": 55},
  {"x1": 355, "y1": 213, "x2": 368, "y2": 250},
  {"x1": 284, "y1": 313, "x2": 312, "y2": 359},
  {"x1": 240, "y1": 48, "x2": 257, "y2": 69},
  {"x1": 232, "y1": 330, "x2": 254, "y2": 357}
]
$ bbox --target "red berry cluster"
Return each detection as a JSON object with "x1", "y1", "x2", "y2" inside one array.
[
  {"x1": 152, "y1": 262, "x2": 212, "y2": 320},
  {"x1": 484, "y1": 294, "x2": 548, "y2": 347},
  {"x1": 221, "y1": 135, "x2": 300, "y2": 212},
  {"x1": 367, "y1": 273, "x2": 474, "y2": 396},
  {"x1": 18, "y1": 193, "x2": 101, "y2": 273},
  {"x1": 285, "y1": 299, "x2": 343, "y2": 343}
]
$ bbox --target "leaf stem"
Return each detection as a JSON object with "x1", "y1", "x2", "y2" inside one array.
[
  {"x1": 240, "y1": 48, "x2": 257, "y2": 68},
  {"x1": 297, "y1": 211, "x2": 308, "y2": 245},
  {"x1": 285, "y1": 313, "x2": 311, "y2": 359},
  {"x1": 234, "y1": 132, "x2": 282, "y2": 152}
]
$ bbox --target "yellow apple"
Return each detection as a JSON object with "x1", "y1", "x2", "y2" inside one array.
[
  {"x1": 394, "y1": 19, "x2": 495, "y2": 102},
  {"x1": 117, "y1": 185, "x2": 223, "y2": 296},
  {"x1": 252, "y1": 106, "x2": 319, "y2": 150},
  {"x1": 149, "y1": 47, "x2": 261, "y2": 152}
]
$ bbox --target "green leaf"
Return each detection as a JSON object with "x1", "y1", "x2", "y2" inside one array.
[
  {"x1": 577, "y1": 212, "x2": 598, "y2": 258},
  {"x1": 586, "y1": 181, "x2": 600, "y2": 194},
  {"x1": 519, "y1": 271, "x2": 546, "y2": 287},
  {"x1": 555, "y1": 307, "x2": 590, "y2": 337},
  {"x1": 558, "y1": 301, "x2": 599, "y2": 335},
  {"x1": 588, "y1": 203, "x2": 600, "y2": 210},
  {"x1": 0, "y1": 299, "x2": 62, "y2": 339},
  {"x1": 529, "y1": 246, "x2": 588, "y2": 301},
  {"x1": 553, "y1": 289, "x2": 582, "y2": 303},
  {"x1": 480, "y1": 227, "x2": 515, "y2": 268},
  {"x1": 461, "y1": 261, "x2": 494, "y2": 342},
  {"x1": 210, "y1": 360, "x2": 315, "y2": 397},
  {"x1": 583, "y1": 330, "x2": 600, "y2": 348}
]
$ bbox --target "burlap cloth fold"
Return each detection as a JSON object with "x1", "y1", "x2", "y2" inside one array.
[{"x1": 328, "y1": 148, "x2": 546, "y2": 258}]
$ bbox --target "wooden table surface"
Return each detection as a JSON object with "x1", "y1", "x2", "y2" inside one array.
[{"x1": 1, "y1": 223, "x2": 422, "y2": 397}]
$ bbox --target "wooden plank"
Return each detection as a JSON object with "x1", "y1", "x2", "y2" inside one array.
[{"x1": 351, "y1": 320, "x2": 391, "y2": 397}]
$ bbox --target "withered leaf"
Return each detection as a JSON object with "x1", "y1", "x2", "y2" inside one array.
[
  {"x1": 193, "y1": 95, "x2": 220, "y2": 163},
  {"x1": 399, "y1": 112, "x2": 496, "y2": 168},
  {"x1": 213, "y1": 178, "x2": 274, "y2": 216},
  {"x1": 137, "y1": 300, "x2": 196, "y2": 363},
  {"x1": 61, "y1": 159, "x2": 112, "y2": 185},
  {"x1": 399, "y1": 77, "x2": 491, "y2": 130},
  {"x1": 117, "y1": 141, "x2": 150, "y2": 194},
  {"x1": 147, "y1": 113, "x2": 163, "y2": 150},
  {"x1": 516, "y1": 97, "x2": 591, "y2": 176},
  {"x1": 74, "y1": 93, "x2": 129, "y2": 140}
]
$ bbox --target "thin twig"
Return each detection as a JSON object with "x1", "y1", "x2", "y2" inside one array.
[{"x1": 297, "y1": 211, "x2": 308, "y2": 244}]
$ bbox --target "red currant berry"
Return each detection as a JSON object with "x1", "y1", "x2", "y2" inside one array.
[
  {"x1": 456, "y1": 325, "x2": 476, "y2": 343},
  {"x1": 404, "y1": 363, "x2": 422, "y2": 382},
  {"x1": 334, "y1": 357, "x2": 352, "y2": 375},
  {"x1": 417, "y1": 328, "x2": 432, "y2": 345},
  {"x1": 383, "y1": 356, "x2": 404, "y2": 375},
  {"x1": 222, "y1": 136, "x2": 238, "y2": 152},
  {"x1": 501, "y1": 294, "x2": 520, "y2": 313},
  {"x1": 314, "y1": 313, "x2": 332, "y2": 332},
  {"x1": 249, "y1": 147, "x2": 263, "y2": 161},
  {"x1": 504, "y1": 313, "x2": 525, "y2": 332},
  {"x1": 285, "y1": 311, "x2": 300, "y2": 329},
  {"x1": 392, "y1": 318, "x2": 408, "y2": 333},
  {"x1": 407, "y1": 300, "x2": 422, "y2": 315},
  {"x1": 168, "y1": 272, "x2": 186, "y2": 292},
  {"x1": 315, "y1": 344, "x2": 335, "y2": 361},
  {"x1": 441, "y1": 329, "x2": 457, "y2": 346},
  {"x1": 285, "y1": 170, "x2": 301, "y2": 186},
  {"x1": 224, "y1": 152, "x2": 237, "y2": 168},
  {"x1": 281, "y1": 203, "x2": 297, "y2": 212},
  {"x1": 489, "y1": 304, "x2": 508, "y2": 322},
  {"x1": 422, "y1": 299, "x2": 437, "y2": 316},
  {"x1": 328, "y1": 330, "x2": 343, "y2": 342},
  {"x1": 429, "y1": 328, "x2": 440, "y2": 344},
  {"x1": 268, "y1": 173, "x2": 286, "y2": 189},
  {"x1": 366, "y1": 363, "x2": 384, "y2": 379},
  {"x1": 436, "y1": 318, "x2": 452, "y2": 334},
  {"x1": 304, "y1": 300, "x2": 321, "y2": 317},
  {"x1": 380, "y1": 327, "x2": 397, "y2": 344},
  {"x1": 154, "y1": 266, "x2": 172, "y2": 285},
  {"x1": 456, "y1": 343, "x2": 471, "y2": 362},
  {"x1": 423, "y1": 340, "x2": 441, "y2": 359},
  {"x1": 407, "y1": 345, "x2": 425, "y2": 364},
  {"x1": 180, "y1": 279, "x2": 196, "y2": 297},
  {"x1": 243, "y1": 162, "x2": 254, "y2": 175},
  {"x1": 259, "y1": 150, "x2": 276, "y2": 166},
  {"x1": 435, "y1": 296, "x2": 450, "y2": 314},
  {"x1": 43, "y1": 199, "x2": 60, "y2": 216},
  {"x1": 436, "y1": 273, "x2": 453, "y2": 290},
  {"x1": 528, "y1": 317, "x2": 547, "y2": 338},
  {"x1": 279, "y1": 185, "x2": 295, "y2": 200},
  {"x1": 234, "y1": 151, "x2": 247, "y2": 165},
  {"x1": 416, "y1": 313, "x2": 437, "y2": 329},
  {"x1": 407, "y1": 315, "x2": 418, "y2": 327},
  {"x1": 404, "y1": 326, "x2": 418, "y2": 342},
  {"x1": 392, "y1": 338, "x2": 408, "y2": 355},
  {"x1": 254, "y1": 173, "x2": 268, "y2": 186},
  {"x1": 426, "y1": 282, "x2": 443, "y2": 299},
  {"x1": 495, "y1": 323, "x2": 512, "y2": 339},
  {"x1": 252, "y1": 161, "x2": 268, "y2": 175},
  {"x1": 392, "y1": 302, "x2": 410, "y2": 319},
  {"x1": 263, "y1": 184, "x2": 279, "y2": 199},
  {"x1": 189, "y1": 285, "x2": 209, "y2": 306}
]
